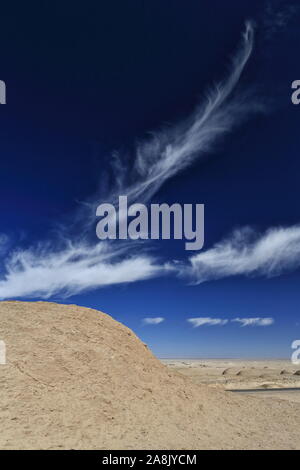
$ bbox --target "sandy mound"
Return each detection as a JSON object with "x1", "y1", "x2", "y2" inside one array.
[
  {"x1": 280, "y1": 370, "x2": 290, "y2": 375},
  {"x1": 0, "y1": 301, "x2": 300, "y2": 450},
  {"x1": 222, "y1": 367, "x2": 241, "y2": 376}
]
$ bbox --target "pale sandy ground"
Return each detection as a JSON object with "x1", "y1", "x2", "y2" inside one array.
[
  {"x1": 1, "y1": 301, "x2": 300, "y2": 450},
  {"x1": 162, "y1": 359, "x2": 300, "y2": 403}
]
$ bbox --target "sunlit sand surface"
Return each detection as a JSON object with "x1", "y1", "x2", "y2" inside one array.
[{"x1": 1, "y1": 302, "x2": 300, "y2": 449}]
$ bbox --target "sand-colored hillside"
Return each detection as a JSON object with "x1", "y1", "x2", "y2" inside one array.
[{"x1": 0, "y1": 301, "x2": 299, "y2": 450}]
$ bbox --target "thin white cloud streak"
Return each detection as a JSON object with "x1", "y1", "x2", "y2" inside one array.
[
  {"x1": 187, "y1": 317, "x2": 228, "y2": 327},
  {"x1": 142, "y1": 317, "x2": 165, "y2": 325},
  {"x1": 0, "y1": 242, "x2": 163, "y2": 299},
  {"x1": 231, "y1": 317, "x2": 274, "y2": 327},
  {"x1": 112, "y1": 22, "x2": 258, "y2": 205},
  {"x1": 0, "y1": 22, "x2": 259, "y2": 299},
  {"x1": 183, "y1": 225, "x2": 300, "y2": 284}
]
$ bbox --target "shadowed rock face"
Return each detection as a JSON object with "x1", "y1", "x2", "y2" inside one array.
[{"x1": 0, "y1": 301, "x2": 300, "y2": 450}]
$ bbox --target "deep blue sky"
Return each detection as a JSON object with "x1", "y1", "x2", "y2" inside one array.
[{"x1": 1, "y1": 1, "x2": 300, "y2": 357}]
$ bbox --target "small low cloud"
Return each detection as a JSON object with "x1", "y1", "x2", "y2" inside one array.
[
  {"x1": 187, "y1": 317, "x2": 228, "y2": 327},
  {"x1": 187, "y1": 316, "x2": 274, "y2": 328},
  {"x1": 142, "y1": 317, "x2": 165, "y2": 325},
  {"x1": 231, "y1": 317, "x2": 274, "y2": 327}
]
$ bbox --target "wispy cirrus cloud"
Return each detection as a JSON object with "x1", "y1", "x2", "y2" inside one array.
[
  {"x1": 0, "y1": 234, "x2": 9, "y2": 255},
  {"x1": 263, "y1": 1, "x2": 299, "y2": 39},
  {"x1": 231, "y1": 317, "x2": 274, "y2": 327},
  {"x1": 0, "y1": 22, "x2": 259, "y2": 300},
  {"x1": 142, "y1": 317, "x2": 165, "y2": 325},
  {"x1": 182, "y1": 225, "x2": 300, "y2": 284},
  {"x1": 187, "y1": 317, "x2": 228, "y2": 327},
  {"x1": 0, "y1": 242, "x2": 163, "y2": 299},
  {"x1": 116, "y1": 21, "x2": 258, "y2": 205}
]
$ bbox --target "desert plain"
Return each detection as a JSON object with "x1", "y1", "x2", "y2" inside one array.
[{"x1": 163, "y1": 359, "x2": 300, "y2": 403}]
